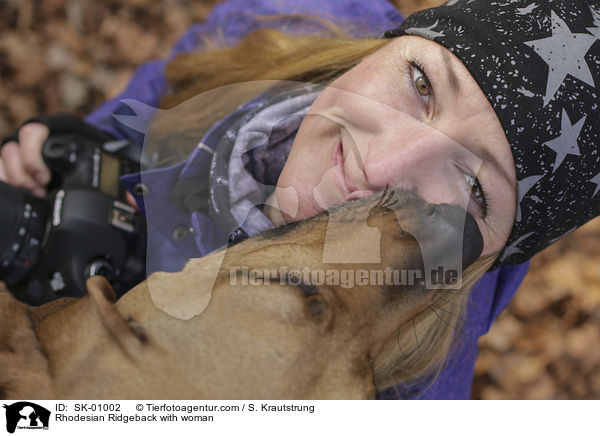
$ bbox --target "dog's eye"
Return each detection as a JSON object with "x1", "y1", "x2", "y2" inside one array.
[
  {"x1": 297, "y1": 282, "x2": 320, "y2": 296},
  {"x1": 283, "y1": 273, "x2": 330, "y2": 323},
  {"x1": 304, "y1": 295, "x2": 326, "y2": 321},
  {"x1": 284, "y1": 271, "x2": 319, "y2": 296}
]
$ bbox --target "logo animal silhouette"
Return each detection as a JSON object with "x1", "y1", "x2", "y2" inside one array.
[{"x1": 3, "y1": 402, "x2": 50, "y2": 433}]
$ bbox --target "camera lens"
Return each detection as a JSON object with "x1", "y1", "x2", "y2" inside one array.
[{"x1": 0, "y1": 181, "x2": 50, "y2": 285}]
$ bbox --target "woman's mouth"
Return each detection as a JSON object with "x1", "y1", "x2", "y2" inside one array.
[{"x1": 334, "y1": 139, "x2": 350, "y2": 197}]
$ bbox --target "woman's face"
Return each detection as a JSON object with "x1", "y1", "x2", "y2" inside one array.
[{"x1": 270, "y1": 35, "x2": 517, "y2": 257}]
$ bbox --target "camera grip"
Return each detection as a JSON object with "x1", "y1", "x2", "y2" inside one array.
[{"x1": 41, "y1": 133, "x2": 104, "y2": 190}]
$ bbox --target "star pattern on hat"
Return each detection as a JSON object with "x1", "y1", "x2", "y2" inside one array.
[
  {"x1": 586, "y1": 6, "x2": 600, "y2": 38},
  {"x1": 590, "y1": 172, "x2": 600, "y2": 197},
  {"x1": 542, "y1": 109, "x2": 585, "y2": 173},
  {"x1": 548, "y1": 226, "x2": 577, "y2": 245},
  {"x1": 445, "y1": 0, "x2": 475, "y2": 5},
  {"x1": 516, "y1": 174, "x2": 544, "y2": 222},
  {"x1": 524, "y1": 10, "x2": 597, "y2": 105},
  {"x1": 403, "y1": 19, "x2": 445, "y2": 39},
  {"x1": 516, "y1": 3, "x2": 539, "y2": 15},
  {"x1": 499, "y1": 231, "x2": 535, "y2": 262},
  {"x1": 387, "y1": 0, "x2": 600, "y2": 268}
]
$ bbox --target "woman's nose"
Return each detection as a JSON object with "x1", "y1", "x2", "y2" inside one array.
[{"x1": 360, "y1": 124, "x2": 475, "y2": 206}]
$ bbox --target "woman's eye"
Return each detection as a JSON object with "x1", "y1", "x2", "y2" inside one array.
[
  {"x1": 464, "y1": 173, "x2": 487, "y2": 215},
  {"x1": 406, "y1": 61, "x2": 434, "y2": 114},
  {"x1": 412, "y1": 66, "x2": 432, "y2": 105}
]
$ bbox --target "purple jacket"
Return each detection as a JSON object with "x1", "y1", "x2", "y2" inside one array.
[{"x1": 84, "y1": 0, "x2": 529, "y2": 399}]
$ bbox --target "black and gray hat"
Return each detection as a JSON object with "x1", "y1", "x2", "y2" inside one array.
[{"x1": 385, "y1": 0, "x2": 600, "y2": 268}]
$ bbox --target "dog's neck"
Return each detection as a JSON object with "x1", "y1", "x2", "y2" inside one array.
[
  {"x1": 3, "y1": 278, "x2": 159, "y2": 399},
  {"x1": 24, "y1": 276, "x2": 229, "y2": 399},
  {"x1": 27, "y1": 294, "x2": 128, "y2": 398},
  {"x1": 0, "y1": 289, "x2": 89, "y2": 399}
]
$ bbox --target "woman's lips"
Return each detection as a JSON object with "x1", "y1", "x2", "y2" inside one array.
[
  {"x1": 334, "y1": 139, "x2": 350, "y2": 197},
  {"x1": 335, "y1": 138, "x2": 374, "y2": 202}
]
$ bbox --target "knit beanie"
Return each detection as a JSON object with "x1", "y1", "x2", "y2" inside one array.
[{"x1": 384, "y1": 0, "x2": 600, "y2": 268}]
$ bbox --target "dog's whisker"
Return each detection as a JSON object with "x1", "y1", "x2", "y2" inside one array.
[
  {"x1": 428, "y1": 307, "x2": 459, "y2": 331},
  {"x1": 412, "y1": 319, "x2": 425, "y2": 359}
]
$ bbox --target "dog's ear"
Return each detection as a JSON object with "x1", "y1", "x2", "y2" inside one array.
[
  {"x1": 85, "y1": 276, "x2": 146, "y2": 358},
  {"x1": 87, "y1": 275, "x2": 116, "y2": 303}
]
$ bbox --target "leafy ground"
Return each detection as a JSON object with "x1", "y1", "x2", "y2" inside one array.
[
  {"x1": 1, "y1": 0, "x2": 598, "y2": 399},
  {"x1": 472, "y1": 218, "x2": 600, "y2": 399}
]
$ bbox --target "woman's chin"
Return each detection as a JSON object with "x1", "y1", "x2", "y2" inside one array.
[
  {"x1": 344, "y1": 189, "x2": 376, "y2": 201},
  {"x1": 312, "y1": 188, "x2": 347, "y2": 216}
]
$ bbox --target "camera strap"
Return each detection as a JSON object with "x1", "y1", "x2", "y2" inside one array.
[{"x1": 1, "y1": 113, "x2": 115, "y2": 148}]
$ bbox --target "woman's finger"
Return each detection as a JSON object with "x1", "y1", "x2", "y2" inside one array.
[
  {"x1": 0, "y1": 157, "x2": 7, "y2": 181},
  {"x1": 18, "y1": 122, "x2": 51, "y2": 185},
  {"x1": 125, "y1": 191, "x2": 140, "y2": 211},
  {"x1": 0, "y1": 142, "x2": 45, "y2": 197}
]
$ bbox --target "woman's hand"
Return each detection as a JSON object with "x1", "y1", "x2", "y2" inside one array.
[
  {"x1": 0, "y1": 120, "x2": 139, "y2": 210},
  {"x1": 0, "y1": 122, "x2": 52, "y2": 198}
]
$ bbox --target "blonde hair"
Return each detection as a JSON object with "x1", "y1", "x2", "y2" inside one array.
[
  {"x1": 372, "y1": 254, "x2": 497, "y2": 393},
  {"x1": 146, "y1": 25, "x2": 387, "y2": 161},
  {"x1": 161, "y1": 18, "x2": 386, "y2": 108},
  {"x1": 155, "y1": 17, "x2": 492, "y2": 395}
]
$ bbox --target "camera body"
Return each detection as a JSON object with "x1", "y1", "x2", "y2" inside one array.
[{"x1": 0, "y1": 133, "x2": 146, "y2": 305}]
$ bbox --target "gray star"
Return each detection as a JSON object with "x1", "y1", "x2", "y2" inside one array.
[
  {"x1": 542, "y1": 109, "x2": 585, "y2": 172},
  {"x1": 445, "y1": 0, "x2": 474, "y2": 5},
  {"x1": 524, "y1": 10, "x2": 597, "y2": 105},
  {"x1": 590, "y1": 172, "x2": 600, "y2": 197},
  {"x1": 403, "y1": 20, "x2": 445, "y2": 40},
  {"x1": 587, "y1": 6, "x2": 600, "y2": 38},
  {"x1": 499, "y1": 232, "x2": 535, "y2": 262},
  {"x1": 516, "y1": 3, "x2": 539, "y2": 15},
  {"x1": 516, "y1": 175, "x2": 544, "y2": 222}
]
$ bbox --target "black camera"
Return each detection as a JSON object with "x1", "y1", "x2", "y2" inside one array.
[{"x1": 0, "y1": 127, "x2": 147, "y2": 305}]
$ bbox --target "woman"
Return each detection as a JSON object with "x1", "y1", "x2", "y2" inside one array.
[{"x1": 1, "y1": 0, "x2": 598, "y2": 398}]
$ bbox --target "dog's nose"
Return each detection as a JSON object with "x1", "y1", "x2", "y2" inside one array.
[
  {"x1": 426, "y1": 202, "x2": 484, "y2": 271},
  {"x1": 399, "y1": 196, "x2": 484, "y2": 275}
]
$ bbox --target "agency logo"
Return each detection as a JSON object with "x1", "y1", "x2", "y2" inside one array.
[{"x1": 2, "y1": 402, "x2": 50, "y2": 434}]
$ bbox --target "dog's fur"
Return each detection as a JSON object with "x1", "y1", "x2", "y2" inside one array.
[{"x1": 0, "y1": 190, "x2": 480, "y2": 399}]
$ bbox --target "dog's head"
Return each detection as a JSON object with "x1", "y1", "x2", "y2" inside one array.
[
  {"x1": 3, "y1": 190, "x2": 484, "y2": 399},
  {"x1": 106, "y1": 189, "x2": 484, "y2": 398}
]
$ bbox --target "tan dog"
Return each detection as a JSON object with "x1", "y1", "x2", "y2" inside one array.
[{"x1": 0, "y1": 190, "x2": 483, "y2": 399}]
